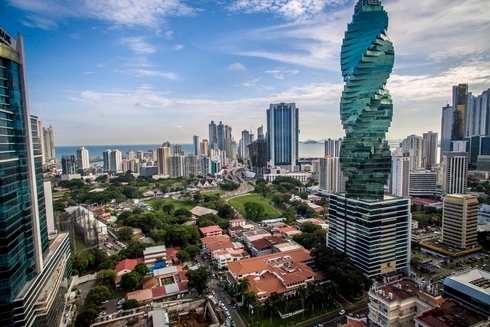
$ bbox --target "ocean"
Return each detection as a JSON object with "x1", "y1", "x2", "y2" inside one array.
[{"x1": 55, "y1": 143, "x2": 326, "y2": 163}]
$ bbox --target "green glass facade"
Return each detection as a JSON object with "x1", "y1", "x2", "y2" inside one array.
[{"x1": 339, "y1": 0, "x2": 394, "y2": 201}]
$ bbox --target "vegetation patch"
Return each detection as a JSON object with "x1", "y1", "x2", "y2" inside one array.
[{"x1": 228, "y1": 194, "x2": 280, "y2": 219}]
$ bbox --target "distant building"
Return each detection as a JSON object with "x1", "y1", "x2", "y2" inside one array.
[
  {"x1": 42, "y1": 124, "x2": 56, "y2": 164},
  {"x1": 319, "y1": 157, "x2": 344, "y2": 194},
  {"x1": 409, "y1": 169, "x2": 438, "y2": 198},
  {"x1": 76, "y1": 146, "x2": 90, "y2": 171},
  {"x1": 267, "y1": 102, "x2": 299, "y2": 171},
  {"x1": 390, "y1": 154, "x2": 410, "y2": 197},
  {"x1": 422, "y1": 131, "x2": 438, "y2": 169},
  {"x1": 61, "y1": 154, "x2": 76, "y2": 175},
  {"x1": 193, "y1": 135, "x2": 199, "y2": 156},
  {"x1": 442, "y1": 151, "x2": 468, "y2": 195},
  {"x1": 157, "y1": 146, "x2": 171, "y2": 176},
  {"x1": 324, "y1": 138, "x2": 342, "y2": 157},
  {"x1": 65, "y1": 206, "x2": 107, "y2": 246}
]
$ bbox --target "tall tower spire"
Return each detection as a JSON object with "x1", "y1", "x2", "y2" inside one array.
[{"x1": 339, "y1": 0, "x2": 394, "y2": 201}]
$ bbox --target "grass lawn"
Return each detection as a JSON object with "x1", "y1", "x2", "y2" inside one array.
[
  {"x1": 145, "y1": 198, "x2": 195, "y2": 211},
  {"x1": 229, "y1": 194, "x2": 280, "y2": 219}
]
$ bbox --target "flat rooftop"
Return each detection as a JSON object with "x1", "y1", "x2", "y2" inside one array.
[{"x1": 415, "y1": 300, "x2": 486, "y2": 327}]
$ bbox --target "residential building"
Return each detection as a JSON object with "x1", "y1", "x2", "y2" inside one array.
[
  {"x1": 466, "y1": 89, "x2": 490, "y2": 138},
  {"x1": 0, "y1": 29, "x2": 72, "y2": 327},
  {"x1": 103, "y1": 149, "x2": 111, "y2": 172},
  {"x1": 209, "y1": 121, "x2": 217, "y2": 147},
  {"x1": 452, "y1": 83, "x2": 468, "y2": 140},
  {"x1": 319, "y1": 156, "x2": 344, "y2": 194},
  {"x1": 239, "y1": 129, "x2": 252, "y2": 161},
  {"x1": 442, "y1": 151, "x2": 468, "y2": 195},
  {"x1": 199, "y1": 225, "x2": 223, "y2": 238},
  {"x1": 226, "y1": 248, "x2": 322, "y2": 302},
  {"x1": 422, "y1": 131, "x2": 438, "y2": 169},
  {"x1": 442, "y1": 194, "x2": 478, "y2": 249},
  {"x1": 212, "y1": 249, "x2": 249, "y2": 270},
  {"x1": 110, "y1": 149, "x2": 122, "y2": 173},
  {"x1": 242, "y1": 229, "x2": 273, "y2": 249},
  {"x1": 184, "y1": 155, "x2": 199, "y2": 177},
  {"x1": 257, "y1": 125, "x2": 264, "y2": 140},
  {"x1": 440, "y1": 104, "x2": 455, "y2": 161},
  {"x1": 267, "y1": 102, "x2": 299, "y2": 171},
  {"x1": 157, "y1": 146, "x2": 171, "y2": 176},
  {"x1": 169, "y1": 155, "x2": 184, "y2": 178},
  {"x1": 193, "y1": 135, "x2": 199, "y2": 156},
  {"x1": 367, "y1": 279, "x2": 444, "y2": 327},
  {"x1": 401, "y1": 134, "x2": 423, "y2": 171},
  {"x1": 324, "y1": 138, "x2": 342, "y2": 157},
  {"x1": 200, "y1": 139, "x2": 209, "y2": 157},
  {"x1": 249, "y1": 236, "x2": 288, "y2": 257},
  {"x1": 247, "y1": 139, "x2": 268, "y2": 174},
  {"x1": 42, "y1": 124, "x2": 56, "y2": 164},
  {"x1": 76, "y1": 146, "x2": 90, "y2": 171},
  {"x1": 229, "y1": 219, "x2": 246, "y2": 228},
  {"x1": 390, "y1": 154, "x2": 410, "y2": 197},
  {"x1": 114, "y1": 258, "x2": 144, "y2": 285},
  {"x1": 61, "y1": 154, "x2": 76, "y2": 175},
  {"x1": 442, "y1": 268, "x2": 490, "y2": 316}
]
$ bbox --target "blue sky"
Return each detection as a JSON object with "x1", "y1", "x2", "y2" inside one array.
[{"x1": 2, "y1": 0, "x2": 490, "y2": 146}]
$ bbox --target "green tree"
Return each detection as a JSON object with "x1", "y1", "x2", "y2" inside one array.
[
  {"x1": 97, "y1": 269, "x2": 117, "y2": 285},
  {"x1": 134, "y1": 263, "x2": 149, "y2": 277},
  {"x1": 120, "y1": 271, "x2": 141, "y2": 290},
  {"x1": 217, "y1": 203, "x2": 235, "y2": 219},
  {"x1": 72, "y1": 255, "x2": 89, "y2": 274},
  {"x1": 184, "y1": 244, "x2": 200, "y2": 259},
  {"x1": 75, "y1": 308, "x2": 99, "y2": 327},
  {"x1": 84, "y1": 285, "x2": 112, "y2": 307},
  {"x1": 238, "y1": 278, "x2": 250, "y2": 294},
  {"x1": 122, "y1": 299, "x2": 140, "y2": 310},
  {"x1": 162, "y1": 203, "x2": 175, "y2": 215},
  {"x1": 120, "y1": 240, "x2": 146, "y2": 259},
  {"x1": 176, "y1": 250, "x2": 191, "y2": 263},
  {"x1": 150, "y1": 229, "x2": 167, "y2": 243},
  {"x1": 244, "y1": 202, "x2": 265, "y2": 221},
  {"x1": 186, "y1": 266, "x2": 211, "y2": 295},
  {"x1": 297, "y1": 284, "x2": 310, "y2": 318},
  {"x1": 118, "y1": 226, "x2": 134, "y2": 241}
]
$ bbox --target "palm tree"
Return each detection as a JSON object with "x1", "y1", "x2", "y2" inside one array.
[
  {"x1": 264, "y1": 297, "x2": 275, "y2": 325},
  {"x1": 297, "y1": 285, "x2": 310, "y2": 319},
  {"x1": 270, "y1": 292, "x2": 287, "y2": 314},
  {"x1": 324, "y1": 281, "x2": 339, "y2": 312}
]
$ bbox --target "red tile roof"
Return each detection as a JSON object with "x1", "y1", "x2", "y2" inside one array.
[
  {"x1": 114, "y1": 258, "x2": 144, "y2": 273},
  {"x1": 199, "y1": 225, "x2": 223, "y2": 234}
]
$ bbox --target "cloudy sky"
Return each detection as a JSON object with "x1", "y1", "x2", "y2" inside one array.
[{"x1": 2, "y1": 0, "x2": 490, "y2": 146}]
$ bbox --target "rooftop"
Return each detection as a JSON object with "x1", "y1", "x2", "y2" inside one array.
[
  {"x1": 143, "y1": 245, "x2": 167, "y2": 256},
  {"x1": 199, "y1": 225, "x2": 223, "y2": 234},
  {"x1": 444, "y1": 268, "x2": 490, "y2": 304},
  {"x1": 415, "y1": 299, "x2": 486, "y2": 327},
  {"x1": 114, "y1": 258, "x2": 144, "y2": 273},
  {"x1": 190, "y1": 206, "x2": 218, "y2": 217}
]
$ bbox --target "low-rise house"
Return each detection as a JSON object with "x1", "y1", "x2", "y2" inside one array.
[
  {"x1": 415, "y1": 299, "x2": 488, "y2": 327},
  {"x1": 144, "y1": 245, "x2": 167, "y2": 267},
  {"x1": 114, "y1": 258, "x2": 144, "y2": 285},
  {"x1": 226, "y1": 248, "x2": 321, "y2": 302},
  {"x1": 229, "y1": 218, "x2": 246, "y2": 227},
  {"x1": 199, "y1": 225, "x2": 223, "y2": 238},
  {"x1": 249, "y1": 236, "x2": 288, "y2": 257}
]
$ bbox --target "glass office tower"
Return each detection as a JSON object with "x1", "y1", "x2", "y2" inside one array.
[
  {"x1": 1, "y1": 27, "x2": 71, "y2": 327},
  {"x1": 267, "y1": 102, "x2": 299, "y2": 171},
  {"x1": 339, "y1": 0, "x2": 394, "y2": 201},
  {"x1": 327, "y1": 1, "x2": 410, "y2": 278}
]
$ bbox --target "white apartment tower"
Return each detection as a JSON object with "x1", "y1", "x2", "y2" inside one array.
[
  {"x1": 110, "y1": 149, "x2": 122, "y2": 173},
  {"x1": 391, "y1": 155, "x2": 410, "y2": 197},
  {"x1": 442, "y1": 151, "x2": 468, "y2": 195},
  {"x1": 401, "y1": 134, "x2": 423, "y2": 171},
  {"x1": 42, "y1": 124, "x2": 56, "y2": 164},
  {"x1": 422, "y1": 131, "x2": 438, "y2": 169},
  {"x1": 76, "y1": 146, "x2": 90, "y2": 170},
  {"x1": 324, "y1": 138, "x2": 342, "y2": 157},
  {"x1": 319, "y1": 157, "x2": 344, "y2": 193}
]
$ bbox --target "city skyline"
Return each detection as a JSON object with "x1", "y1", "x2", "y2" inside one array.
[{"x1": 2, "y1": 0, "x2": 490, "y2": 146}]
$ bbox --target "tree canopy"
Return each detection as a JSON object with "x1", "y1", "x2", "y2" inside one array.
[{"x1": 186, "y1": 266, "x2": 211, "y2": 295}]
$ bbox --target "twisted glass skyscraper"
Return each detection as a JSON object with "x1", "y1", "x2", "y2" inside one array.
[
  {"x1": 327, "y1": 1, "x2": 410, "y2": 279},
  {"x1": 339, "y1": 0, "x2": 394, "y2": 201}
]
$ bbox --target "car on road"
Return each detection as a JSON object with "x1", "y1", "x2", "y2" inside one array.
[{"x1": 339, "y1": 309, "x2": 345, "y2": 315}]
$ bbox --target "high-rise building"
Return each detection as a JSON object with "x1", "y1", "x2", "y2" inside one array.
[
  {"x1": 209, "y1": 121, "x2": 217, "y2": 147},
  {"x1": 173, "y1": 144, "x2": 184, "y2": 156},
  {"x1": 452, "y1": 83, "x2": 468, "y2": 140},
  {"x1": 257, "y1": 125, "x2": 264, "y2": 140},
  {"x1": 127, "y1": 150, "x2": 135, "y2": 161},
  {"x1": 440, "y1": 104, "x2": 455, "y2": 161},
  {"x1": 401, "y1": 134, "x2": 423, "y2": 171},
  {"x1": 200, "y1": 139, "x2": 209, "y2": 157},
  {"x1": 442, "y1": 194, "x2": 478, "y2": 249},
  {"x1": 110, "y1": 149, "x2": 122, "y2": 173},
  {"x1": 247, "y1": 139, "x2": 268, "y2": 174},
  {"x1": 318, "y1": 157, "x2": 344, "y2": 193},
  {"x1": 240, "y1": 130, "x2": 252, "y2": 161},
  {"x1": 0, "y1": 27, "x2": 71, "y2": 327},
  {"x1": 169, "y1": 155, "x2": 184, "y2": 178},
  {"x1": 442, "y1": 151, "x2": 468, "y2": 195},
  {"x1": 41, "y1": 124, "x2": 56, "y2": 164},
  {"x1": 184, "y1": 155, "x2": 199, "y2": 177},
  {"x1": 267, "y1": 102, "x2": 299, "y2": 171},
  {"x1": 157, "y1": 146, "x2": 171, "y2": 175},
  {"x1": 390, "y1": 154, "x2": 410, "y2": 197},
  {"x1": 327, "y1": 0, "x2": 410, "y2": 278},
  {"x1": 103, "y1": 149, "x2": 111, "y2": 172},
  {"x1": 467, "y1": 89, "x2": 490, "y2": 137},
  {"x1": 61, "y1": 154, "x2": 76, "y2": 175},
  {"x1": 193, "y1": 135, "x2": 199, "y2": 156},
  {"x1": 324, "y1": 138, "x2": 342, "y2": 158},
  {"x1": 76, "y1": 146, "x2": 90, "y2": 171},
  {"x1": 199, "y1": 155, "x2": 211, "y2": 176},
  {"x1": 217, "y1": 121, "x2": 225, "y2": 151},
  {"x1": 422, "y1": 131, "x2": 438, "y2": 169}
]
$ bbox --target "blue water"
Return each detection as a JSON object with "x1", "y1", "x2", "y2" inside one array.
[{"x1": 55, "y1": 142, "x2": 328, "y2": 162}]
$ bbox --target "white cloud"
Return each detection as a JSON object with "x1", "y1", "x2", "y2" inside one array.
[
  {"x1": 239, "y1": 78, "x2": 259, "y2": 87},
  {"x1": 114, "y1": 69, "x2": 179, "y2": 80},
  {"x1": 265, "y1": 68, "x2": 300, "y2": 79},
  {"x1": 119, "y1": 36, "x2": 156, "y2": 54},
  {"x1": 8, "y1": 0, "x2": 197, "y2": 29},
  {"x1": 21, "y1": 14, "x2": 58, "y2": 29},
  {"x1": 83, "y1": 71, "x2": 95, "y2": 74},
  {"x1": 173, "y1": 44, "x2": 184, "y2": 50},
  {"x1": 227, "y1": 62, "x2": 246, "y2": 71}
]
